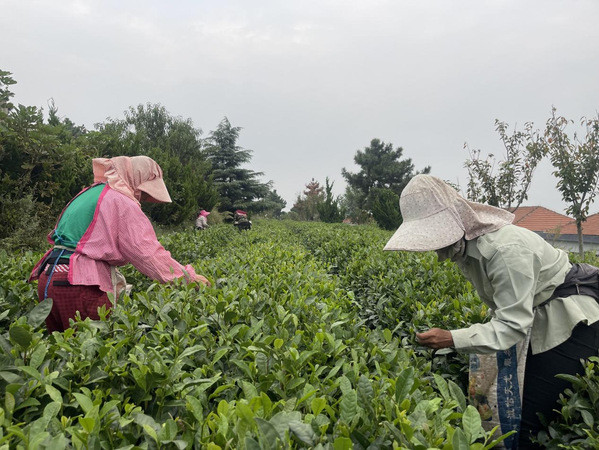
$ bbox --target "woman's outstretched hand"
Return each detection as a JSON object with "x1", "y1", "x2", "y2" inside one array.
[
  {"x1": 195, "y1": 274, "x2": 211, "y2": 287},
  {"x1": 416, "y1": 328, "x2": 454, "y2": 349}
]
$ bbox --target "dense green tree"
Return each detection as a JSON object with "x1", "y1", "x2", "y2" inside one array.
[
  {"x1": 342, "y1": 138, "x2": 430, "y2": 222},
  {"x1": 144, "y1": 147, "x2": 218, "y2": 225},
  {"x1": 204, "y1": 117, "x2": 270, "y2": 212},
  {"x1": 1, "y1": 104, "x2": 92, "y2": 209},
  {"x1": 92, "y1": 104, "x2": 218, "y2": 224},
  {"x1": 248, "y1": 188, "x2": 287, "y2": 217},
  {"x1": 371, "y1": 188, "x2": 402, "y2": 231},
  {"x1": 339, "y1": 185, "x2": 370, "y2": 224},
  {"x1": 0, "y1": 72, "x2": 94, "y2": 248},
  {"x1": 123, "y1": 104, "x2": 203, "y2": 165},
  {"x1": 48, "y1": 99, "x2": 87, "y2": 141},
  {"x1": 464, "y1": 120, "x2": 544, "y2": 210},
  {"x1": 317, "y1": 178, "x2": 344, "y2": 223},
  {"x1": 542, "y1": 108, "x2": 599, "y2": 256}
]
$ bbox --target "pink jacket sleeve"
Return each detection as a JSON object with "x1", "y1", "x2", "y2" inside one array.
[{"x1": 116, "y1": 198, "x2": 201, "y2": 283}]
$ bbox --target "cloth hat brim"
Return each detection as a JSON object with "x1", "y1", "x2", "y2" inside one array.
[
  {"x1": 137, "y1": 178, "x2": 172, "y2": 203},
  {"x1": 383, "y1": 208, "x2": 464, "y2": 251}
]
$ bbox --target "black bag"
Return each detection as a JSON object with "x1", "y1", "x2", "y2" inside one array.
[{"x1": 541, "y1": 263, "x2": 599, "y2": 307}]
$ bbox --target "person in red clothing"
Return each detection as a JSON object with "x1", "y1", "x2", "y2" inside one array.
[{"x1": 30, "y1": 156, "x2": 210, "y2": 332}]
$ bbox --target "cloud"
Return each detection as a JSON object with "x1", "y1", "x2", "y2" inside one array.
[{"x1": 2, "y1": 0, "x2": 599, "y2": 212}]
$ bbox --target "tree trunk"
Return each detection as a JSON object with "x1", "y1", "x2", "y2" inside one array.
[{"x1": 577, "y1": 220, "x2": 584, "y2": 258}]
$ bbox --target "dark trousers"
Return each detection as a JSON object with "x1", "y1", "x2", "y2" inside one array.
[
  {"x1": 519, "y1": 321, "x2": 599, "y2": 448},
  {"x1": 38, "y1": 270, "x2": 111, "y2": 332}
]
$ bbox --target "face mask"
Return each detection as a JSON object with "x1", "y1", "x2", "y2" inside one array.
[{"x1": 435, "y1": 238, "x2": 466, "y2": 262}]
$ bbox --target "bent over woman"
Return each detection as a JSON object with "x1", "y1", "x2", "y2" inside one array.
[
  {"x1": 29, "y1": 156, "x2": 209, "y2": 332},
  {"x1": 384, "y1": 174, "x2": 599, "y2": 449}
]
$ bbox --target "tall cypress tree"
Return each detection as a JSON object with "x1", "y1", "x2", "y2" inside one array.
[
  {"x1": 205, "y1": 117, "x2": 269, "y2": 212},
  {"x1": 317, "y1": 178, "x2": 343, "y2": 223}
]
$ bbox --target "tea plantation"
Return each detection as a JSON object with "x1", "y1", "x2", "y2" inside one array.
[{"x1": 1, "y1": 221, "x2": 597, "y2": 449}]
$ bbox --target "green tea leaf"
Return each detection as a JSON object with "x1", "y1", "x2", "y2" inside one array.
[
  {"x1": 452, "y1": 427, "x2": 469, "y2": 450},
  {"x1": 186, "y1": 396, "x2": 204, "y2": 422},
  {"x1": 44, "y1": 433, "x2": 69, "y2": 449},
  {"x1": 236, "y1": 401, "x2": 255, "y2": 425},
  {"x1": 338, "y1": 375, "x2": 352, "y2": 395},
  {"x1": 255, "y1": 352, "x2": 268, "y2": 374},
  {"x1": 433, "y1": 373, "x2": 450, "y2": 401},
  {"x1": 0, "y1": 371, "x2": 21, "y2": 384},
  {"x1": 448, "y1": 380, "x2": 467, "y2": 412},
  {"x1": 240, "y1": 380, "x2": 259, "y2": 400},
  {"x1": 395, "y1": 367, "x2": 414, "y2": 402},
  {"x1": 333, "y1": 436, "x2": 353, "y2": 450},
  {"x1": 29, "y1": 344, "x2": 48, "y2": 370},
  {"x1": 245, "y1": 437, "x2": 261, "y2": 450},
  {"x1": 357, "y1": 375, "x2": 374, "y2": 405},
  {"x1": 212, "y1": 348, "x2": 229, "y2": 364},
  {"x1": 99, "y1": 400, "x2": 120, "y2": 419},
  {"x1": 4, "y1": 391, "x2": 15, "y2": 414},
  {"x1": 9, "y1": 325, "x2": 32, "y2": 348},
  {"x1": 79, "y1": 417, "x2": 95, "y2": 433},
  {"x1": 0, "y1": 335, "x2": 12, "y2": 354},
  {"x1": 27, "y1": 299, "x2": 53, "y2": 328},
  {"x1": 288, "y1": 420, "x2": 316, "y2": 446},
  {"x1": 255, "y1": 417, "x2": 280, "y2": 450},
  {"x1": 14, "y1": 397, "x2": 41, "y2": 412},
  {"x1": 134, "y1": 413, "x2": 160, "y2": 431},
  {"x1": 45, "y1": 385, "x2": 63, "y2": 404},
  {"x1": 462, "y1": 405, "x2": 481, "y2": 443},
  {"x1": 43, "y1": 401, "x2": 61, "y2": 420},
  {"x1": 143, "y1": 424, "x2": 159, "y2": 443},
  {"x1": 73, "y1": 393, "x2": 94, "y2": 414},
  {"x1": 179, "y1": 345, "x2": 205, "y2": 359},
  {"x1": 311, "y1": 397, "x2": 326, "y2": 417},
  {"x1": 581, "y1": 409, "x2": 594, "y2": 428},
  {"x1": 383, "y1": 329, "x2": 392, "y2": 343},
  {"x1": 160, "y1": 418, "x2": 178, "y2": 441},
  {"x1": 19, "y1": 365, "x2": 42, "y2": 380},
  {"x1": 260, "y1": 392, "x2": 273, "y2": 416},
  {"x1": 340, "y1": 389, "x2": 358, "y2": 424}
]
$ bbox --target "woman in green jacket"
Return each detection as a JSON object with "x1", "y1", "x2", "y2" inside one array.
[{"x1": 385, "y1": 174, "x2": 599, "y2": 449}]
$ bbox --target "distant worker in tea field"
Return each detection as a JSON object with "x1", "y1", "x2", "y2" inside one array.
[
  {"x1": 29, "y1": 156, "x2": 210, "y2": 332},
  {"x1": 195, "y1": 209, "x2": 210, "y2": 230},
  {"x1": 384, "y1": 174, "x2": 599, "y2": 449},
  {"x1": 233, "y1": 209, "x2": 252, "y2": 230}
]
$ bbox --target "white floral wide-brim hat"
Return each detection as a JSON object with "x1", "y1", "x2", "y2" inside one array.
[{"x1": 383, "y1": 175, "x2": 514, "y2": 252}]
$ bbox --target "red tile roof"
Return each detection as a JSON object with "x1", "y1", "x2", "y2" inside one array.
[
  {"x1": 560, "y1": 213, "x2": 599, "y2": 236},
  {"x1": 509, "y1": 206, "x2": 572, "y2": 233}
]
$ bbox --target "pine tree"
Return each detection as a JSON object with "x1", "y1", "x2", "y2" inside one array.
[
  {"x1": 342, "y1": 138, "x2": 429, "y2": 221},
  {"x1": 205, "y1": 117, "x2": 269, "y2": 211}
]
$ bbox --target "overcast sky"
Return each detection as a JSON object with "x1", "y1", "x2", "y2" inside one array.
[{"x1": 3, "y1": 0, "x2": 599, "y2": 213}]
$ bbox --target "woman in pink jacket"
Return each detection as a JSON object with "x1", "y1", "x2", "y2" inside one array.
[{"x1": 30, "y1": 156, "x2": 209, "y2": 332}]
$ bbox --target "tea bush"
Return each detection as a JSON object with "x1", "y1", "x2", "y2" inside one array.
[
  {"x1": 0, "y1": 220, "x2": 559, "y2": 449},
  {"x1": 535, "y1": 356, "x2": 599, "y2": 449}
]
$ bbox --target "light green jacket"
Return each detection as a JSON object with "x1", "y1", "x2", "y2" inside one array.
[{"x1": 450, "y1": 225, "x2": 599, "y2": 354}]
